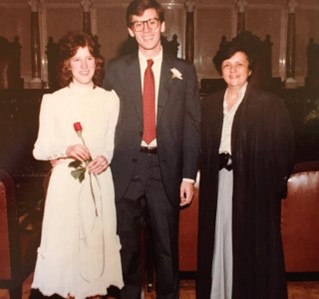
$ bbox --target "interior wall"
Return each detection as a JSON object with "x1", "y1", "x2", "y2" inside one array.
[{"x1": 0, "y1": 0, "x2": 319, "y2": 88}]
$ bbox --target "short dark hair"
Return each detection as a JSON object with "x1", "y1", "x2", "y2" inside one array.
[
  {"x1": 213, "y1": 41, "x2": 256, "y2": 75},
  {"x1": 58, "y1": 31, "x2": 104, "y2": 88},
  {"x1": 126, "y1": 0, "x2": 165, "y2": 27}
]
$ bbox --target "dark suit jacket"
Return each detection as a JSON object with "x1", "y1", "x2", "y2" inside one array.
[{"x1": 103, "y1": 51, "x2": 201, "y2": 206}]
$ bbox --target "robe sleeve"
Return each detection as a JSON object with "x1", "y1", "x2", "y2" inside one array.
[
  {"x1": 272, "y1": 98, "x2": 295, "y2": 199},
  {"x1": 182, "y1": 63, "x2": 201, "y2": 180}
]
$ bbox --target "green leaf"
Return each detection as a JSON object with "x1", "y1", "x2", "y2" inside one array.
[
  {"x1": 69, "y1": 160, "x2": 82, "y2": 168},
  {"x1": 71, "y1": 168, "x2": 86, "y2": 181},
  {"x1": 79, "y1": 170, "x2": 85, "y2": 183}
]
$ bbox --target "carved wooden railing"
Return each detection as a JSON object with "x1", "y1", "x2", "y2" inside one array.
[
  {"x1": 0, "y1": 90, "x2": 50, "y2": 215},
  {"x1": 0, "y1": 36, "x2": 24, "y2": 89},
  {"x1": 199, "y1": 86, "x2": 319, "y2": 163},
  {"x1": 0, "y1": 87, "x2": 318, "y2": 213},
  {"x1": 305, "y1": 38, "x2": 319, "y2": 89}
]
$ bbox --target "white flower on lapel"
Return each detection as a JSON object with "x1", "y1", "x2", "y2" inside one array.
[{"x1": 170, "y1": 68, "x2": 183, "y2": 80}]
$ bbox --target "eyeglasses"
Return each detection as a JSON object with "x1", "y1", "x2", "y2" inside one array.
[{"x1": 130, "y1": 18, "x2": 160, "y2": 32}]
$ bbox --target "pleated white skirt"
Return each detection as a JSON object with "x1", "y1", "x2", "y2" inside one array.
[{"x1": 31, "y1": 161, "x2": 124, "y2": 299}]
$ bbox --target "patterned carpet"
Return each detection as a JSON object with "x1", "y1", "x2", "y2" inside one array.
[{"x1": 0, "y1": 274, "x2": 318, "y2": 299}]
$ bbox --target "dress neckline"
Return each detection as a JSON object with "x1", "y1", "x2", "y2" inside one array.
[{"x1": 68, "y1": 82, "x2": 95, "y2": 95}]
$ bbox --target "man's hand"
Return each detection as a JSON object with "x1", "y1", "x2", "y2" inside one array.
[
  {"x1": 180, "y1": 181, "x2": 194, "y2": 206},
  {"x1": 87, "y1": 155, "x2": 109, "y2": 174}
]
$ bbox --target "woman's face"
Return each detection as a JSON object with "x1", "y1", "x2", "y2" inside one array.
[
  {"x1": 221, "y1": 51, "x2": 252, "y2": 89},
  {"x1": 69, "y1": 46, "x2": 96, "y2": 86}
]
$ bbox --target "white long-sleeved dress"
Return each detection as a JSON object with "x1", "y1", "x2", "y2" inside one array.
[{"x1": 31, "y1": 83, "x2": 123, "y2": 299}]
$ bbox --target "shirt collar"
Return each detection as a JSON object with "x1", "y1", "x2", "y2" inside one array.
[
  {"x1": 138, "y1": 47, "x2": 163, "y2": 66},
  {"x1": 223, "y1": 82, "x2": 248, "y2": 113}
]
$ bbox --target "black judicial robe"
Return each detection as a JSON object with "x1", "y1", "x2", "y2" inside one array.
[{"x1": 196, "y1": 84, "x2": 294, "y2": 299}]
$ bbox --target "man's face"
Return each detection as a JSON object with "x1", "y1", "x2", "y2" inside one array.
[{"x1": 128, "y1": 8, "x2": 165, "y2": 57}]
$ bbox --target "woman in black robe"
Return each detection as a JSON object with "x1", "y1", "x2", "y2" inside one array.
[{"x1": 196, "y1": 41, "x2": 294, "y2": 299}]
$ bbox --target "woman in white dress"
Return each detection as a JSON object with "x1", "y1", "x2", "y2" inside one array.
[{"x1": 31, "y1": 32, "x2": 123, "y2": 299}]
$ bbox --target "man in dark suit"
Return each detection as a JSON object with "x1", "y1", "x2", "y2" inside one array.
[{"x1": 103, "y1": 1, "x2": 200, "y2": 298}]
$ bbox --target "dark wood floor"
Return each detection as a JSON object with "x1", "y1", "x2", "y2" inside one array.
[{"x1": 143, "y1": 280, "x2": 319, "y2": 299}]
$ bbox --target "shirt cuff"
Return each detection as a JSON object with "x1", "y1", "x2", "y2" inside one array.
[{"x1": 182, "y1": 178, "x2": 195, "y2": 183}]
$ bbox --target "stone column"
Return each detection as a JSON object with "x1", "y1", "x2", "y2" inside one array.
[
  {"x1": 285, "y1": 0, "x2": 298, "y2": 88},
  {"x1": 28, "y1": 0, "x2": 42, "y2": 88},
  {"x1": 236, "y1": 0, "x2": 247, "y2": 34},
  {"x1": 81, "y1": 0, "x2": 93, "y2": 34},
  {"x1": 185, "y1": 0, "x2": 195, "y2": 62}
]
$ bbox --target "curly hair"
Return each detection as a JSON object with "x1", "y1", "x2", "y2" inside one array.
[
  {"x1": 213, "y1": 42, "x2": 255, "y2": 75},
  {"x1": 57, "y1": 31, "x2": 104, "y2": 88},
  {"x1": 213, "y1": 40, "x2": 256, "y2": 76},
  {"x1": 126, "y1": 0, "x2": 165, "y2": 27}
]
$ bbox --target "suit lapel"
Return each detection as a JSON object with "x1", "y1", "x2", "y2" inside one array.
[
  {"x1": 125, "y1": 52, "x2": 175, "y2": 125},
  {"x1": 157, "y1": 54, "x2": 173, "y2": 125},
  {"x1": 125, "y1": 53, "x2": 143, "y2": 122}
]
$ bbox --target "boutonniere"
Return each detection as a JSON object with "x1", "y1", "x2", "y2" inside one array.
[{"x1": 170, "y1": 67, "x2": 183, "y2": 80}]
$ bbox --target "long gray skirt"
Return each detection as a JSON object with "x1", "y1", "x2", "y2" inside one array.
[{"x1": 210, "y1": 168, "x2": 233, "y2": 299}]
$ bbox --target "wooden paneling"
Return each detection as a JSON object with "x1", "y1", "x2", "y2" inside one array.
[
  {"x1": 0, "y1": 6, "x2": 31, "y2": 84},
  {"x1": 0, "y1": 90, "x2": 49, "y2": 177},
  {"x1": 195, "y1": 7, "x2": 234, "y2": 79},
  {"x1": 295, "y1": 8, "x2": 319, "y2": 81},
  {"x1": 46, "y1": 7, "x2": 82, "y2": 40},
  {"x1": 96, "y1": 7, "x2": 127, "y2": 63},
  {"x1": 0, "y1": 1, "x2": 319, "y2": 87},
  {"x1": 246, "y1": 7, "x2": 283, "y2": 78},
  {"x1": 162, "y1": 6, "x2": 185, "y2": 58}
]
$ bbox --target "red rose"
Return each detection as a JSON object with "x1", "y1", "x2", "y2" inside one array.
[
  {"x1": 73, "y1": 122, "x2": 86, "y2": 146},
  {"x1": 70, "y1": 121, "x2": 97, "y2": 216},
  {"x1": 69, "y1": 121, "x2": 97, "y2": 215},
  {"x1": 73, "y1": 122, "x2": 82, "y2": 133}
]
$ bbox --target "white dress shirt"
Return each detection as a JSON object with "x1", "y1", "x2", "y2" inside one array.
[{"x1": 219, "y1": 83, "x2": 247, "y2": 154}]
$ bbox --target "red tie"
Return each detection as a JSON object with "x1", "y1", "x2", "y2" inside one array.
[{"x1": 143, "y1": 59, "x2": 156, "y2": 144}]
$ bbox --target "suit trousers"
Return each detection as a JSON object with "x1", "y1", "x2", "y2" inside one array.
[{"x1": 115, "y1": 151, "x2": 180, "y2": 299}]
